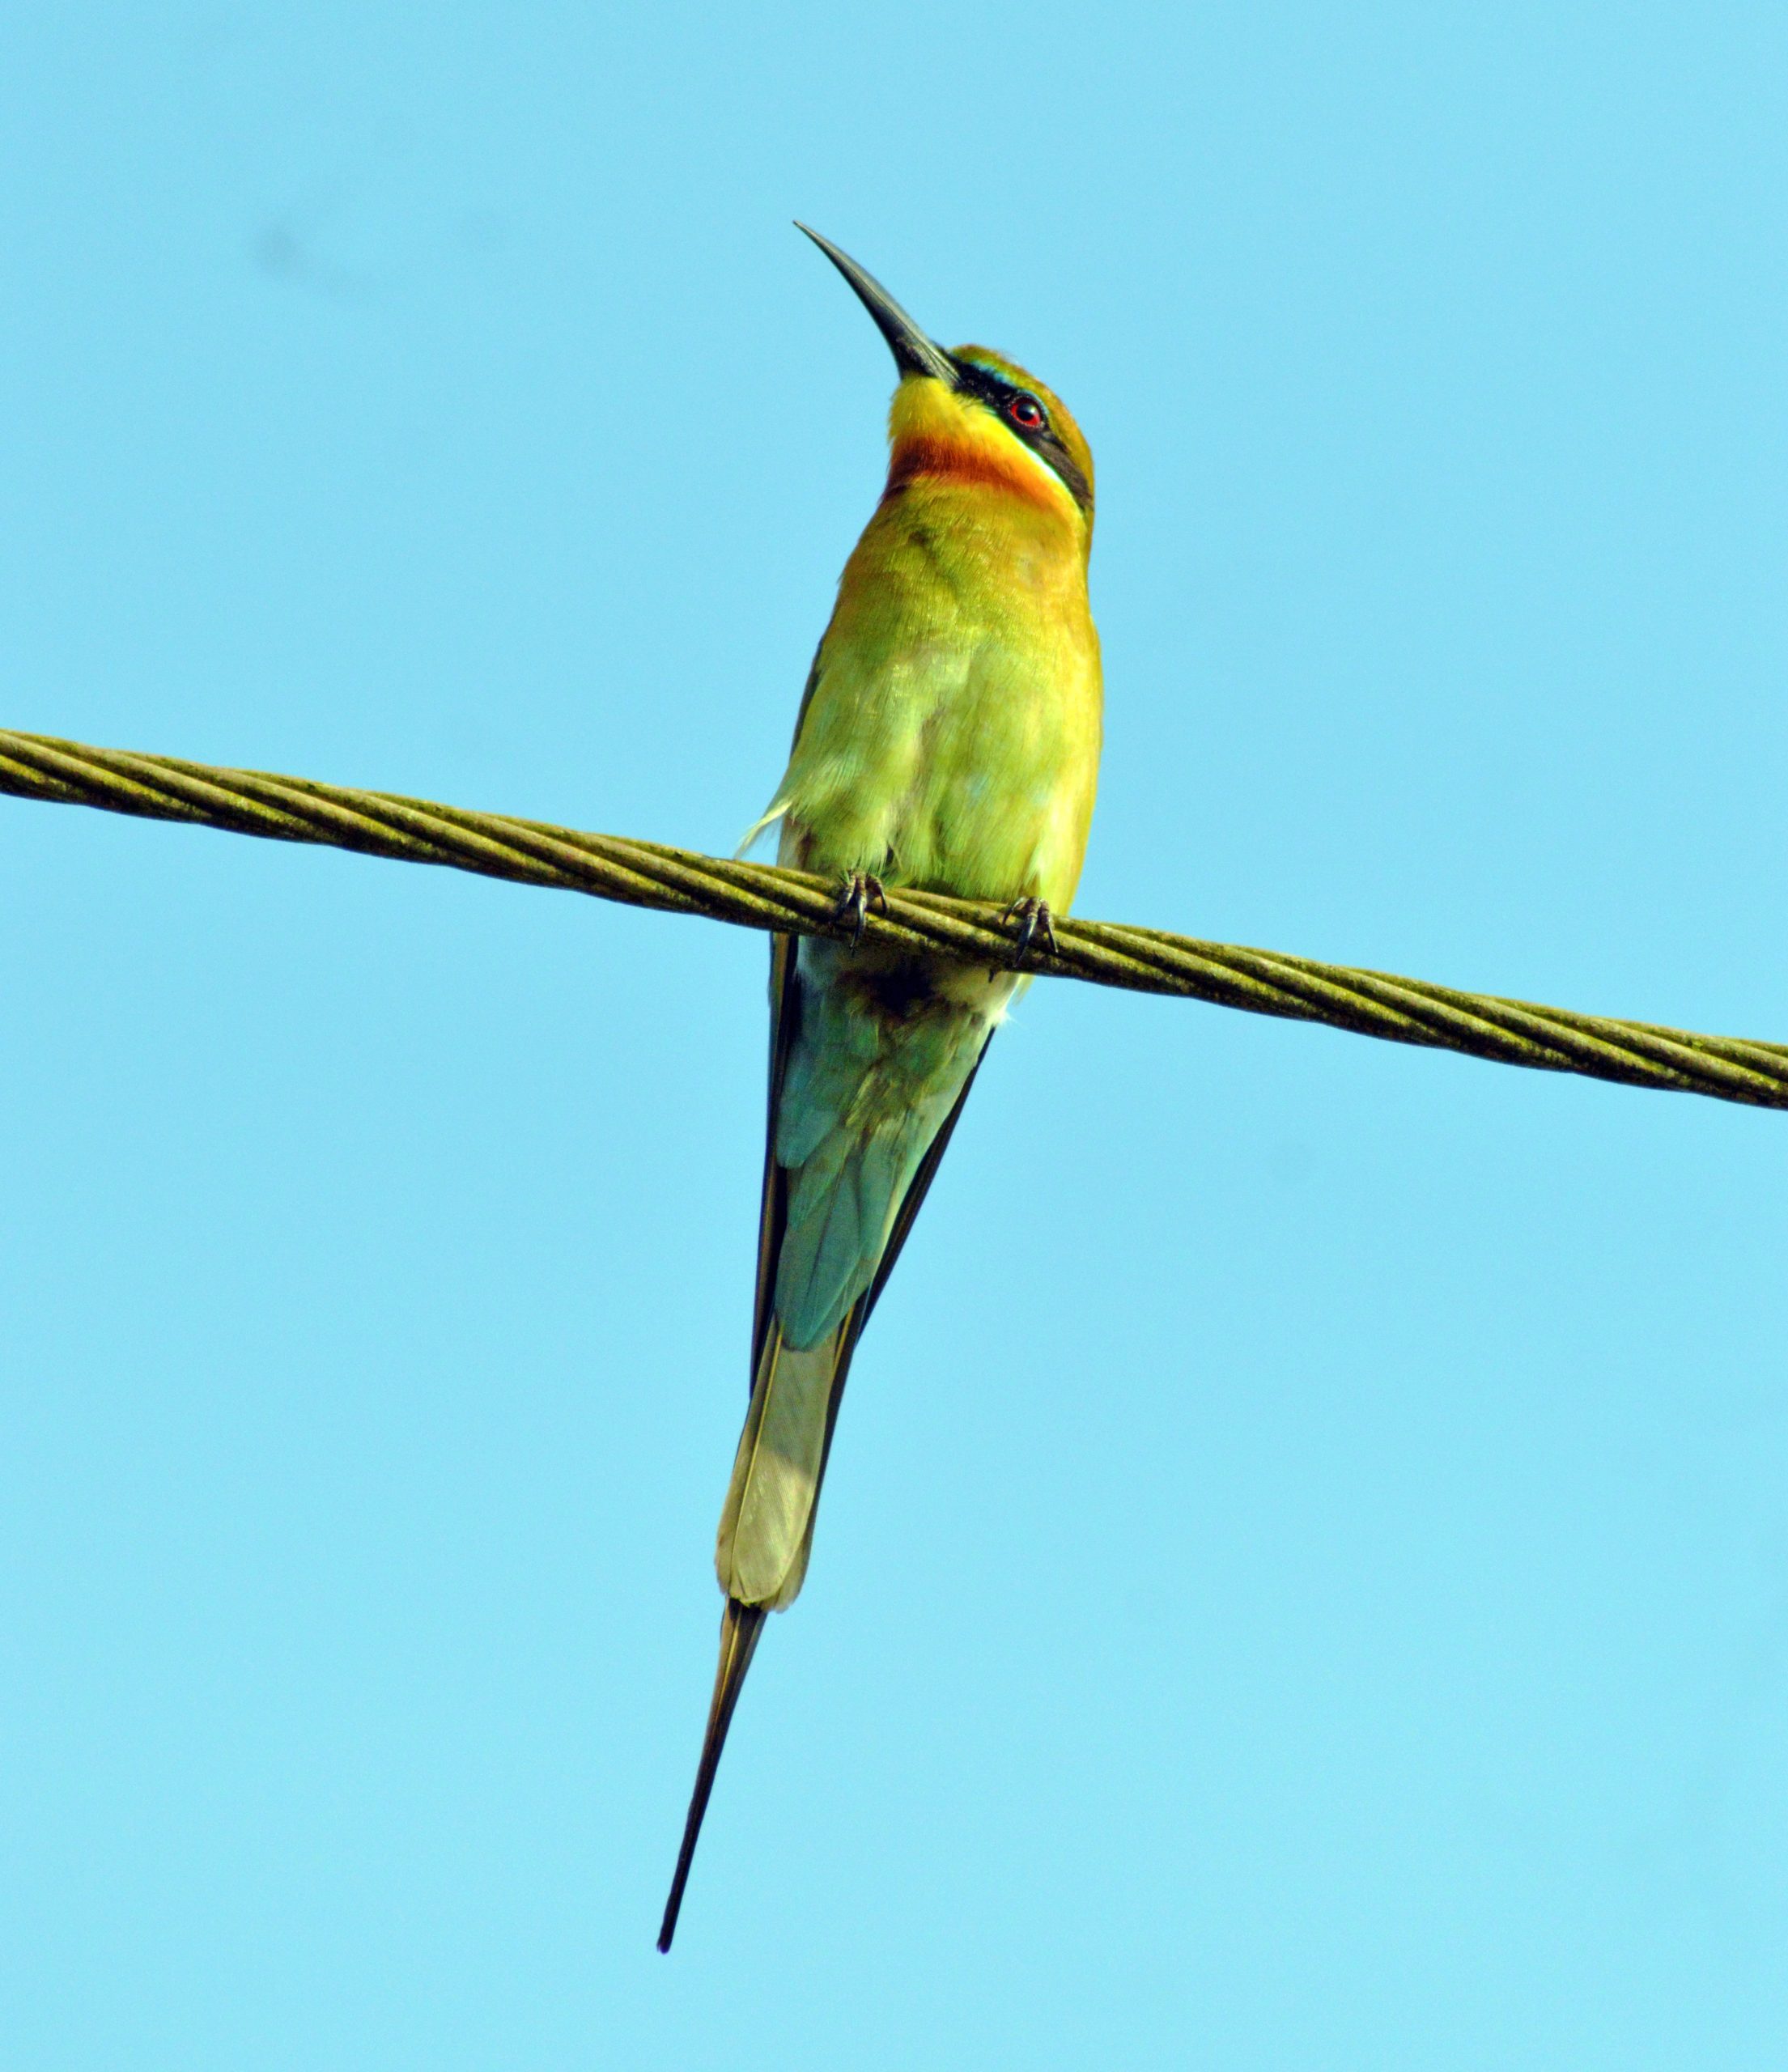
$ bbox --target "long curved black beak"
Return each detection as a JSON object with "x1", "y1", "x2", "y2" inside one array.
[{"x1": 796, "y1": 223, "x2": 957, "y2": 384}]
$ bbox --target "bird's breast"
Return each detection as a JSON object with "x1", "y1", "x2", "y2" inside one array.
[{"x1": 777, "y1": 490, "x2": 1102, "y2": 911}]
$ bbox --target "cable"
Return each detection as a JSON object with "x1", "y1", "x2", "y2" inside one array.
[{"x1": 2, "y1": 726, "x2": 1782, "y2": 1111}]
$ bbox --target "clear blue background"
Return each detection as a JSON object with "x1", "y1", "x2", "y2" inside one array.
[{"x1": 2, "y1": 5, "x2": 1784, "y2": 2065}]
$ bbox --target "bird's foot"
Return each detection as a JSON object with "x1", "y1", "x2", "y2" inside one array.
[
  {"x1": 830, "y1": 871, "x2": 889, "y2": 947},
  {"x1": 1002, "y1": 895, "x2": 1058, "y2": 967}
]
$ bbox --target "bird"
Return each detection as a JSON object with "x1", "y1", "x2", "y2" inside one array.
[{"x1": 656, "y1": 224, "x2": 1102, "y2": 1951}]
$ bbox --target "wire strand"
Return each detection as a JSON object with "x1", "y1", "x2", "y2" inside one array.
[{"x1": 2, "y1": 726, "x2": 1783, "y2": 1111}]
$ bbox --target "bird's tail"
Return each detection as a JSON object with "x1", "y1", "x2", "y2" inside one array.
[
  {"x1": 656, "y1": 935, "x2": 997, "y2": 1949},
  {"x1": 657, "y1": 1315, "x2": 856, "y2": 1952},
  {"x1": 717, "y1": 1318, "x2": 856, "y2": 1609},
  {"x1": 656, "y1": 1598, "x2": 765, "y2": 1952}
]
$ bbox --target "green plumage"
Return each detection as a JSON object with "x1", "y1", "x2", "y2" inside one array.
[
  {"x1": 773, "y1": 935, "x2": 993, "y2": 1348},
  {"x1": 658, "y1": 231, "x2": 1101, "y2": 1952}
]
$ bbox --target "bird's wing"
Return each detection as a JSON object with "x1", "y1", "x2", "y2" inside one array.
[
  {"x1": 748, "y1": 930, "x2": 801, "y2": 1382},
  {"x1": 752, "y1": 923, "x2": 987, "y2": 1386},
  {"x1": 860, "y1": 1044, "x2": 986, "y2": 1326}
]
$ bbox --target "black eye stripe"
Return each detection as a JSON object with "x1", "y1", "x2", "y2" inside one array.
[
  {"x1": 945, "y1": 355, "x2": 1090, "y2": 512},
  {"x1": 949, "y1": 359, "x2": 1031, "y2": 421}
]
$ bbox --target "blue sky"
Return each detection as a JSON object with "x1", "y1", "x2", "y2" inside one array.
[{"x1": 2, "y1": 4, "x2": 1784, "y2": 2066}]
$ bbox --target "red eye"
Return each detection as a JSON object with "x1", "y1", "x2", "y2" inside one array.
[{"x1": 1007, "y1": 393, "x2": 1046, "y2": 431}]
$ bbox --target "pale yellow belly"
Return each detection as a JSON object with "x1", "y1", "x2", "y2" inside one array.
[{"x1": 779, "y1": 626, "x2": 1101, "y2": 911}]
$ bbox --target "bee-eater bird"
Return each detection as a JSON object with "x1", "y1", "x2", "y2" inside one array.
[{"x1": 657, "y1": 225, "x2": 1101, "y2": 1950}]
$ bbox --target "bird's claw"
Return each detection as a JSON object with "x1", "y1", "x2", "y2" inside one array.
[
  {"x1": 830, "y1": 872, "x2": 889, "y2": 947},
  {"x1": 1002, "y1": 896, "x2": 1057, "y2": 967}
]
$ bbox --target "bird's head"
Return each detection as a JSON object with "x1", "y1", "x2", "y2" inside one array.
[{"x1": 798, "y1": 224, "x2": 1094, "y2": 545}]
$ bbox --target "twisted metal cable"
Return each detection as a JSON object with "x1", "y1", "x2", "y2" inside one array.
[{"x1": 2, "y1": 725, "x2": 1784, "y2": 1112}]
